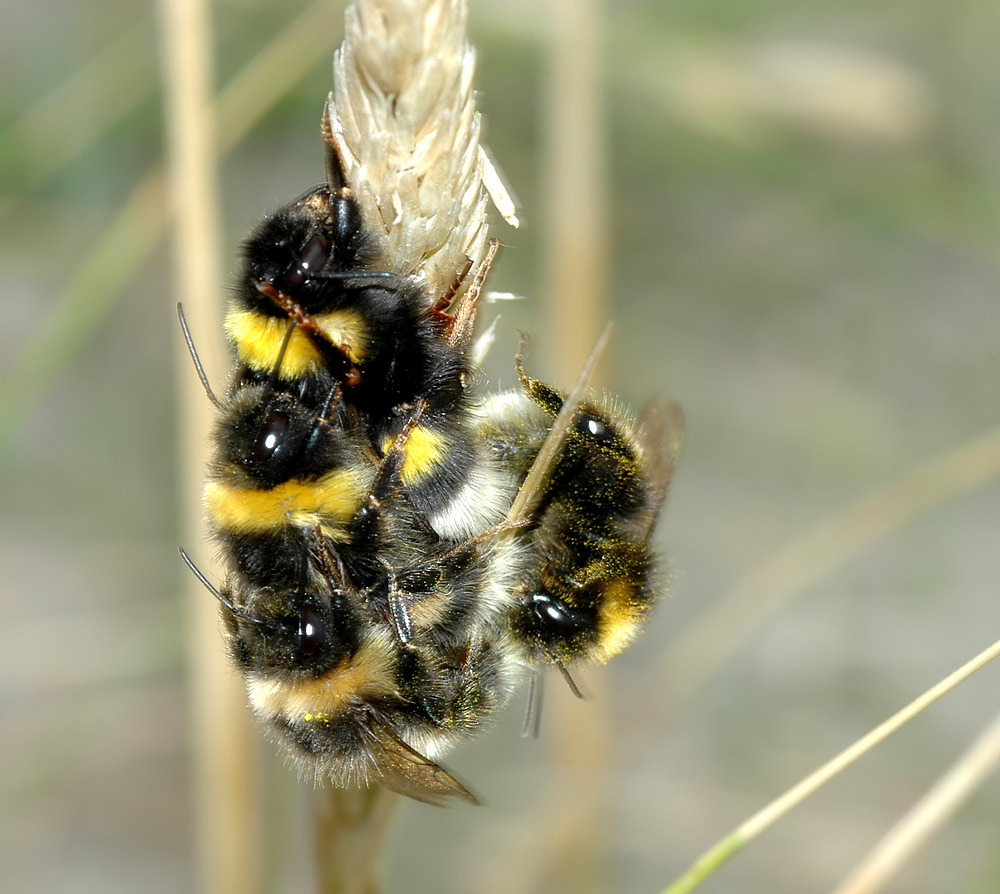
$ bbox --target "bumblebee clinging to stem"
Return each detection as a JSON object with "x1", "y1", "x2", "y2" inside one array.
[
  {"x1": 179, "y1": 90, "x2": 682, "y2": 803},
  {"x1": 480, "y1": 330, "x2": 683, "y2": 705},
  {"x1": 178, "y1": 129, "x2": 528, "y2": 803},
  {"x1": 222, "y1": 134, "x2": 516, "y2": 543}
]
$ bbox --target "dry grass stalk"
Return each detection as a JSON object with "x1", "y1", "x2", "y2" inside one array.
[
  {"x1": 159, "y1": 0, "x2": 264, "y2": 891},
  {"x1": 659, "y1": 633, "x2": 1000, "y2": 894},
  {"x1": 832, "y1": 709, "x2": 1000, "y2": 894}
]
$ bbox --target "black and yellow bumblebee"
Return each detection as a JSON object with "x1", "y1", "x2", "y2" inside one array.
[
  {"x1": 181, "y1": 127, "x2": 681, "y2": 805},
  {"x1": 181, "y1": 137, "x2": 527, "y2": 803},
  {"x1": 221, "y1": 142, "x2": 515, "y2": 542},
  {"x1": 479, "y1": 359, "x2": 682, "y2": 676}
]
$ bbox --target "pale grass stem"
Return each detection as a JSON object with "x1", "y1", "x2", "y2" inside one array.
[
  {"x1": 159, "y1": 0, "x2": 263, "y2": 892},
  {"x1": 832, "y1": 708, "x2": 1000, "y2": 894},
  {"x1": 659, "y1": 634, "x2": 1000, "y2": 894}
]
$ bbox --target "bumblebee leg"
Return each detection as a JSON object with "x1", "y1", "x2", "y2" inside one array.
[
  {"x1": 429, "y1": 255, "x2": 474, "y2": 319},
  {"x1": 520, "y1": 669, "x2": 545, "y2": 738},
  {"x1": 381, "y1": 559, "x2": 414, "y2": 644},
  {"x1": 254, "y1": 279, "x2": 361, "y2": 383},
  {"x1": 350, "y1": 402, "x2": 428, "y2": 545},
  {"x1": 444, "y1": 238, "x2": 500, "y2": 350},
  {"x1": 554, "y1": 661, "x2": 585, "y2": 700},
  {"x1": 312, "y1": 526, "x2": 353, "y2": 592}
]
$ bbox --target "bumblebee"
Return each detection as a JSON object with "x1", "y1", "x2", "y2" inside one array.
[
  {"x1": 183, "y1": 536, "x2": 520, "y2": 806},
  {"x1": 182, "y1": 112, "x2": 681, "y2": 804},
  {"x1": 224, "y1": 143, "x2": 514, "y2": 541},
  {"x1": 184, "y1": 325, "x2": 524, "y2": 803},
  {"x1": 478, "y1": 352, "x2": 683, "y2": 673}
]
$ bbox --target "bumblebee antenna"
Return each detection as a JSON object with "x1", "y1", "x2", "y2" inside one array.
[
  {"x1": 261, "y1": 319, "x2": 298, "y2": 398},
  {"x1": 176, "y1": 303, "x2": 223, "y2": 410},
  {"x1": 520, "y1": 670, "x2": 545, "y2": 738},
  {"x1": 555, "y1": 662, "x2": 586, "y2": 700},
  {"x1": 178, "y1": 547, "x2": 259, "y2": 623}
]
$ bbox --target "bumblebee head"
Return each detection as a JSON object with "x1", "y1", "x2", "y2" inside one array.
[
  {"x1": 240, "y1": 186, "x2": 376, "y2": 315},
  {"x1": 217, "y1": 385, "x2": 351, "y2": 489},
  {"x1": 221, "y1": 581, "x2": 361, "y2": 679},
  {"x1": 179, "y1": 547, "x2": 362, "y2": 681}
]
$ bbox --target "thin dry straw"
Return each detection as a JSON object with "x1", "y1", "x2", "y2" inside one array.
[
  {"x1": 159, "y1": 0, "x2": 262, "y2": 892},
  {"x1": 831, "y1": 708, "x2": 1000, "y2": 894},
  {"x1": 536, "y1": 0, "x2": 613, "y2": 890},
  {"x1": 542, "y1": 0, "x2": 608, "y2": 382},
  {"x1": 658, "y1": 633, "x2": 1000, "y2": 894}
]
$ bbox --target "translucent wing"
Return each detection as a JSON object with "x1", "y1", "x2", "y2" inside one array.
[
  {"x1": 359, "y1": 711, "x2": 479, "y2": 807},
  {"x1": 636, "y1": 397, "x2": 684, "y2": 542}
]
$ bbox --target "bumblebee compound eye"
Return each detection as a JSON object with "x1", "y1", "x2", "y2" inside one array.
[
  {"x1": 253, "y1": 409, "x2": 290, "y2": 464},
  {"x1": 529, "y1": 594, "x2": 588, "y2": 638},
  {"x1": 297, "y1": 604, "x2": 325, "y2": 657},
  {"x1": 575, "y1": 412, "x2": 614, "y2": 444},
  {"x1": 285, "y1": 232, "x2": 331, "y2": 289}
]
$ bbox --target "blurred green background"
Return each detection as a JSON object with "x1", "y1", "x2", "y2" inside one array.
[{"x1": 2, "y1": 0, "x2": 999, "y2": 892}]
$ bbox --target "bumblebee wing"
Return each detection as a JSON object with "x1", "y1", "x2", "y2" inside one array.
[
  {"x1": 359, "y1": 712, "x2": 479, "y2": 807},
  {"x1": 637, "y1": 397, "x2": 684, "y2": 542}
]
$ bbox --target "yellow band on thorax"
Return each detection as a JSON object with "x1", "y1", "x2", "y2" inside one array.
[
  {"x1": 224, "y1": 307, "x2": 369, "y2": 377},
  {"x1": 204, "y1": 466, "x2": 368, "y2": 537}
]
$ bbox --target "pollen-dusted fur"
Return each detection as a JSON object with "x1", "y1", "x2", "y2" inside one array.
[{"x1": 476, "y1": 365, "x2": 682, "y2": 669}]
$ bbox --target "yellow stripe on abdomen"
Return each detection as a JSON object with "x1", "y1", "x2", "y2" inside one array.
[
  {"x1": 593, "y1": 578, "x2": 647, "y2": 662},
  {"x1": 384, "y1": 425, "x2": 447, "y2": 485},
  {"x1": 248, "y1": 631, "x2": 398, "y2": 720}
]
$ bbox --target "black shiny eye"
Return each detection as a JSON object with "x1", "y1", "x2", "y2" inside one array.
[
  {"x1": 576, "y1": 413, "x2": 613, "y2": 443},
  {"x1": 529, "y1": 594, "x2": 585, "y2": 637},
  {"x1": 253, "y1": 409, "x2": 289, "y2": 463},
  {"x1": 285, "y1": 233, "x2": 330, "y2": 288},
  {"x1": 298, "y1": 605, "x2": 324, "y2": 657}
]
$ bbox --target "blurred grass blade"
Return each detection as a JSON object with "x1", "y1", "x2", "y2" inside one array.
[
  {"x1": 660, "y1": 424, "x2": 1000, "y2": 710},
  {"x1": 213, "y1": 0, "x2": 339, "y2": 151},
  {"x1": 0, "y1": 0, "x2": 340, "y2": 460},
  {"x1": 0, "y1": 18, "x2": 155, "y2": 194},
  {"x1": 658, "y1": 634, "x2": 1000, "y2": 894},
  {"x1": 832, "y1": 709, "x2": 1000, "y2": 894},
  {"x1": 0, "y1": 170, "x2": 165, "y2": 452}
]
